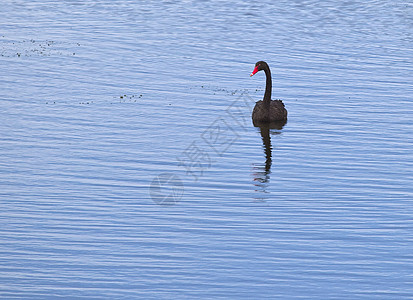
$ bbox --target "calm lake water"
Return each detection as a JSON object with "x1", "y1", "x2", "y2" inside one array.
[{"x1": 1, "y1": 0, "x2": 412, "y2": 299}]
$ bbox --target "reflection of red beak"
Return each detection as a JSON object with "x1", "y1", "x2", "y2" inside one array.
[{"x1": 250, "y1": 65, "x2": 259, "y2": 77}]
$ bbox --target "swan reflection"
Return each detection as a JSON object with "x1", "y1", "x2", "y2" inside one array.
[{"x1": 252, "y1": 120, "x2": 286, "y2": 202}]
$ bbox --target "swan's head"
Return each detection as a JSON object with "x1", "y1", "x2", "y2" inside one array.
[{"x1": 250, "y1": 61, "x2": 268, "y2": 77}]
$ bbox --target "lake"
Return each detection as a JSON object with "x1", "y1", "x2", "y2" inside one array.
[{"x1": 1, "y1": 0, "x2": 412, "y2": 299}]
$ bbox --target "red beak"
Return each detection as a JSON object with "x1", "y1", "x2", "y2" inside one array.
[{"x1": 250, "y1": 65, "x2": 259, "y2": 77}]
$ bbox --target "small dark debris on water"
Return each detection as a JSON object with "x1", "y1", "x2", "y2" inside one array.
[
  {"x1": 198, "y1": 84, "x2": 250, "y2": 96},
  {"x1": 1, "y1": 37, "x2": 83, "y2": 57},
  {"x1": 116, "y1": 94, "x2": 143, "y2": 102}
]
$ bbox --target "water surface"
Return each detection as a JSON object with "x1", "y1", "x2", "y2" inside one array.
[{"x1": 1, "y1": 0, "x2": 412, "y2": 299}]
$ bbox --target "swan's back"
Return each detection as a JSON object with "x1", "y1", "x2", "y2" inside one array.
[{"x1": 252, "y1": 99, "x2": 287, "y2": 122}]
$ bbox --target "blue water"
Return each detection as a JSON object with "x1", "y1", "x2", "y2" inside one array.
[{"x1": 1, "y1": 1, "x2": 412, "y2": 299}]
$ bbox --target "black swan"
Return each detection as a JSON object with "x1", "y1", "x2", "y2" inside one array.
[{"x1": 250, "y1": 61, "x2": 287, "y2": 123}]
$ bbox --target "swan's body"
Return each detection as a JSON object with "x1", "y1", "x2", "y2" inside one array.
[
  {"x1": 250, "y1": 61, "x2": 287, "y2": 123},
  {"x1": 252, "y1": 99, "x2": 287, "y2": 123}
]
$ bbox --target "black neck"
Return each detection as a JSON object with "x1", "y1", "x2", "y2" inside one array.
[{"x1": 263, "y1": 67, "x2": 272, "y2": 104}]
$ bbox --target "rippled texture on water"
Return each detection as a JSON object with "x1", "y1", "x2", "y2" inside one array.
[{"x1": 1, "y1": 0, "x2": 412, "y2": 299}]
